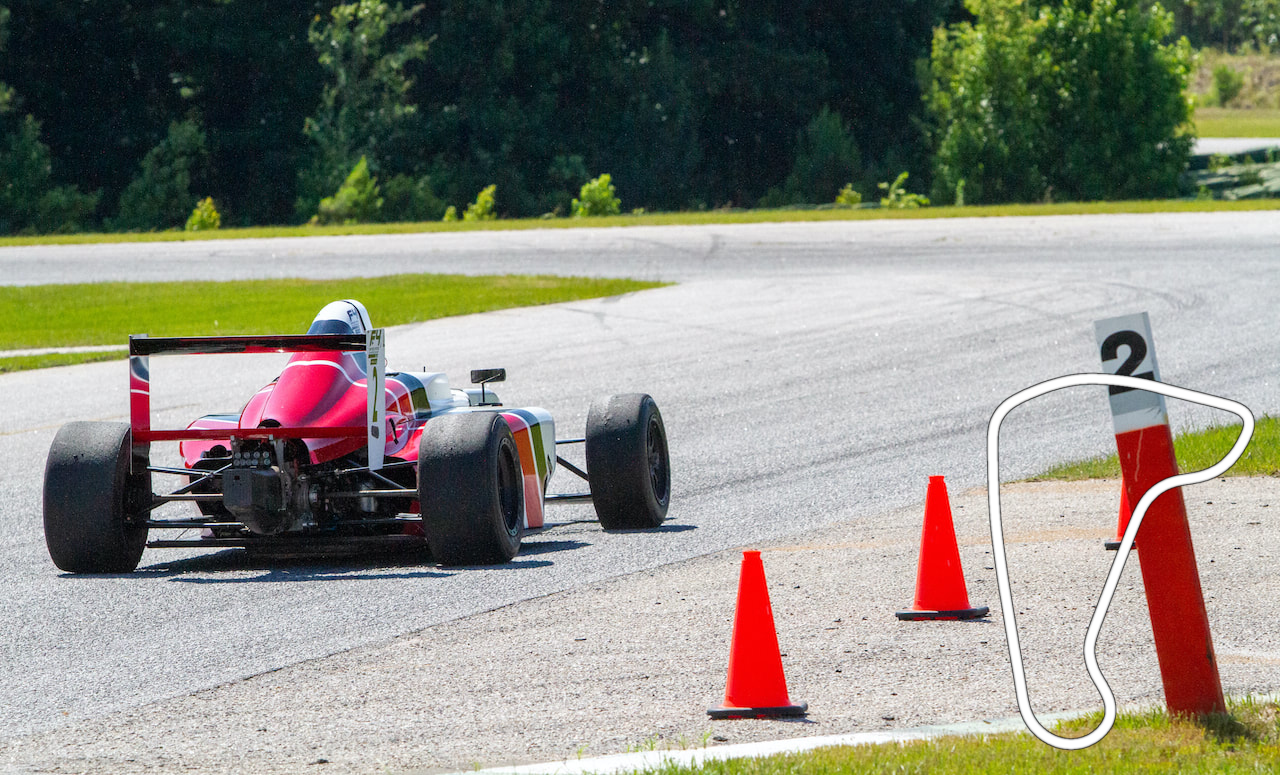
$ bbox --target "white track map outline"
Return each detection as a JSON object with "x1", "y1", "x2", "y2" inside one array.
[{"x1": 986, "y1": 373, "x2": 1254, "y2": 750}]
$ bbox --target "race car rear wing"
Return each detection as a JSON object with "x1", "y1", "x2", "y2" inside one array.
[{"x1": 128, "y1": 329, "x2": 388, "y2": 470}]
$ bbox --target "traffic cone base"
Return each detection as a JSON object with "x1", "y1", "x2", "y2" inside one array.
[
  {"x1": 898, "y1": 476, "x2": 988, "y2": 621},
  {"x1": 1104, "y1": 482, "x2": 1137, "y2": 552},
  {"x1": 708, "y1": 550, "x2": 807, "y2": 719},
  {"x1": 708, "y1": 701, "x2": 809, "y2": 720},
  {"x1": 896, "y1": 605, "x2": 989, "y2": 621}
]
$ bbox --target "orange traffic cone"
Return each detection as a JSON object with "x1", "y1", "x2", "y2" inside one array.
[
  {"x1": 708, "y1": 550, "x2": 808, "y2": 719},
  {"x1": 895, "y1": 476, "x2": 989, "y2": 621},
  {"x1": 1104, "y1": 484, "x2": 1136, "y2": 551}
]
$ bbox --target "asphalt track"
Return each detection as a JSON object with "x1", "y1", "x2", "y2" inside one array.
[{"x1": 1, "y1": 213, "x2": 1278, "y2": 744}]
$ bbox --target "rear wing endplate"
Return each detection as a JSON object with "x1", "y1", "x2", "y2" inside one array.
[{"x1": 128, "y1": 331, "x2": 388, "y2": 470}]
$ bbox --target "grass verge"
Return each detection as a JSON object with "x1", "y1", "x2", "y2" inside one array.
[
  {"x1": 1031, "y1": 416, "x2": 1278, "y2": 481},
  {"x1": 3, "y1": 199, "x2": 1280, "y2": 248},
  {"x1": 1195, "y1": 108, "x2": 1280, "y2": 138},
  {"x1": 0, "y1": 351, "x2": 128, "y2": 373},
  {"x1": 0, "y1": 273, "x2": 664, "y2": 353},
  {"x1": 644, "y1": 697, "x2": 1280, "y2": 774}
]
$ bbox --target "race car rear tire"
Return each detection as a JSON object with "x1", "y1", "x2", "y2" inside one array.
[
  {"x1": 586, "y1": 393, "x2": 670, "y2": 530},
  {"x1": 418, "y1": 412, "x2": 524, "y2": 565},
  {"x1": 43, "y1": 421, "x2": 151, "y2": 573}
]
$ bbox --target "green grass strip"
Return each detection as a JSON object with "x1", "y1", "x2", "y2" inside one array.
[
  {"x1": 3, "y1": 198, "x2": 1280, "y2": 248},
  {"x1": 1033, "y1": 416, "x2": 1279, "y2": 481},
  {"x1": 0, "y1": 274, "x2": 664, "y2": 351},
  {"x1": 644, "y1": 698, "x2": 1280, "y2": 774},
  {"x1": 0, "y1": 350, "x2": 128, "y2": 373},
  {"x1": 1195, "y1": 108, "x2": 1280, "y2": 139}
]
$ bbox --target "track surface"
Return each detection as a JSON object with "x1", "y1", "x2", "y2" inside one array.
[{"x1": 1, "y1": 214, "x2": 1277, "y2": 742}]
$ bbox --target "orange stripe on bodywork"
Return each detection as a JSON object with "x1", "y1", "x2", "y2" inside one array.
[{"x1": 503, "y1": 414, "x2": 544, "y2": 530}]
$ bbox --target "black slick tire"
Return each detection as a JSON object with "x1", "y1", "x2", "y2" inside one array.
[
  {"x1": 418, "y1": 412, "x2": 524, "y2": 565},
  {"x1": 43, "y1": 421, "x2": 151, "y2": 573},
  {"x1": 586, "y1": 393, "x2": 670, "y2": 530}
]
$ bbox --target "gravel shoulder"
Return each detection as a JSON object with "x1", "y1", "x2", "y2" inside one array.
[{"x1": 3, "y1": 477, "x2": 1277, "y2": 774}]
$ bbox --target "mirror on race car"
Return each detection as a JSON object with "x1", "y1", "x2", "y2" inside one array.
[{"x1": 470, "y1": 368, "x2": 506, "y2": 384}]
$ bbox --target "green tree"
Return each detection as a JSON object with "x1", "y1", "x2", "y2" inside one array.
[
  {"x1": 0, "y1": 115, "x2": 99, "y2": 234},
  {"x1": 0, "y1": 1, "x2": 330, "y2": 225},
  {"x1": 1037, "y1": 0, "x2": 1194, "y2": 202},
  {"x1": 297, "y1": 1, "x2": 430, "y2": 220},
  {"x1": 927, "y1": 0, "x2": 1193, "y2": 204},
  {"x1": 0, "y1": 6, "x2": 10, "y2": 116},
  {"x1": 111, "y1": 119, "x2": 208, "y2": 231},
  {"x1": 1238, "y1": 0, "x2": 1280, "y2": 48},
  {"x1": 0, "y1": 0, "x2": 966, "y2": 223},
  {"x1": 408, "y1": 1, "x2": 964, "y2": 216},
  {"x1": 1170, "y1": 0, "x2": 1245, "y2": 48},
  {"x1": 762, "y1": 107, "x2": 862, "y2": 206},
  {"x1": 926, "y1": 0, "x2": 1049, "y2": 205},
  {"x1": 1167, "y1": 0, "x2": 1279, "y2": 51},
  {"x1": 0, "y1": 5, "x2": 98, "y2": 235}
]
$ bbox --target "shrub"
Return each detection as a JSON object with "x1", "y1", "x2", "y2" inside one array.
[
  {"x1": 380, "y1": 174, "x2": 445, "y2": 222},
  {"x1": 571, "y1": 174, "x2": 621, "y2": 217},
  {"x1": 878, "y1": 172, "x2": 930, "y2": 209},
  {"x1": 1212, "y1": 64, "x2": 1245, "y2": 106},
  {"x1": 112, "y1": 119, "x2": 207, "y2": 231},
  {"x1": 442, "y1": 205, "x2": 458, "y2": 222},
  {"x1": 1208, "y1": 152, "x2": 1234, "y2": 171},
  {"x1": 1034, "y1": 0, "x2": 1194, "y2": 201},
  {"x1": 927, "y1": 0, "x2": 1193, "y2": 203},
  {"x1": 313, "y1": 156, "x2": 382, "y2": 225},
  {"x1": 185, "y1": 197, "x2": 221, "y2": 231},
  {"x1": 835, "y1": 184, "x2": 862, "y2": 207},
  {"x1": 463, "y1": 184, "x2": 497, "y2": 221}
]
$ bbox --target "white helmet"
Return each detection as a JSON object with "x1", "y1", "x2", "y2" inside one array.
[{"x1": 307, "y1": 299, "x2": 373, "y2": 336}]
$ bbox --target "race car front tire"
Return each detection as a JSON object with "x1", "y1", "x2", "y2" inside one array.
[
  {"x1": 586, "y1": 393, "x2": 670, "y2": 530},
  {"x1": 418, "y1": 412, "x2": 524, "y2": 565},
  {"x1": 43, "y1": 421, "x2": 151, "y2": 573}
]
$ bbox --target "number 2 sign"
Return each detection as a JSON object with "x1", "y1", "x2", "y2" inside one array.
[
  {"x1": 1093, "y1": 312, "x2": 1226, "y2": 718},
  {"x1": 1096, "y1": 312, "x2": 1166, "y2": 430}
]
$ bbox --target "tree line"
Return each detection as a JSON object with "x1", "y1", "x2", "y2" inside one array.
[{"x1": 0, "y1": 0, "x2": 1266, "y2": 235}]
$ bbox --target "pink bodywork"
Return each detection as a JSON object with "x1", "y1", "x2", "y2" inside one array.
[{"x1": 170, "y1": 349, "x2": 550, "y2": 529}]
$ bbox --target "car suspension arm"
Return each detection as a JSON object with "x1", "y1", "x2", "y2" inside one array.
[{"x1": 556, "y1": 456, "x2": 589, "y2": 482}]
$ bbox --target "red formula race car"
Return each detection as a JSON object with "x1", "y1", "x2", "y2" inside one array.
[{"x1": 43, "y1": 300, "x2": 670, "y2": 573}]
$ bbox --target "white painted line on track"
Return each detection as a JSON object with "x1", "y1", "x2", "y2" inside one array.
[{"x1": 449, "y1": 712, "x2": 1083, "y2": 775}]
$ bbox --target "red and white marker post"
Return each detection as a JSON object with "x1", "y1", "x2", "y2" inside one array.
[{"x1": 1095, "y1": 312, "x2": 1225, "y2": 717}]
